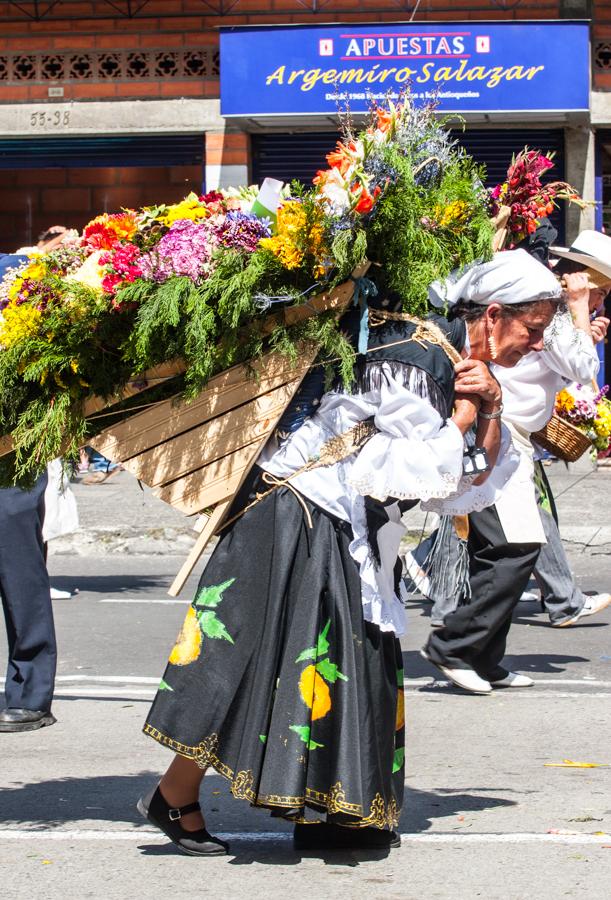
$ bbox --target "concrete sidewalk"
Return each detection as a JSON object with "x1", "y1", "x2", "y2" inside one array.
[{"x1": 48, "y1": 457, "x2": 611, "y2": 557}]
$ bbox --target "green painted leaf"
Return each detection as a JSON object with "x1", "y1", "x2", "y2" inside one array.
[
  {"x1": 392, "y1": 747, "x2": 405, "y2": 774},
  {"x1": 259, "y1": 734, "x2": 267, "y2": 744},
  {"x1": 316, "y1": 658, "x2": 348, "y2": 684},
  {"x1": 194, "y1": 578, "x2": 235, "y2": 609},
  {"x1": 397, "y1": 668, "x2": 404, "y2": 687},
  {"x1": 289, "y1": 725, "x2": 311, "y2": 744},
  {"x1": 198, "y1": 609, "x2": 234, "y2": 643},
  {"x1": 295, "y1": 646, "x2": 317, "y2": 664},
  {"x1": 158, "y1": 679, "x2": 174, "y2": 692},
  {"x1": 307, "y1": 739, "x2": 324, "y2": 750},
  {"x1": 316, "y1": 619, "x2": 331, "y2": 657}
]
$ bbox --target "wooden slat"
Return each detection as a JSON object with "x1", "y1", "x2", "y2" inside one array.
[
  {"x1": 89, "y1": 342, "x2": 317, "y2": 464},
  {"x1": 120, "y1": 381, "x2": 301, "y2": 489},
  {"x1": 153, "y1": 445, "x2": 255, "y2": 515},
  {"x1": 167, "y1": 501, "x2": 232, "y2": 597},
  {"x1": 81, "y1": 359, "x2": 186, "y2": 418}
]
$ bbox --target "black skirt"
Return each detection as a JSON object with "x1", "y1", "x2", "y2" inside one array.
[{"x1": 143, "y1": 471, "x2": 405, "y2": 830}]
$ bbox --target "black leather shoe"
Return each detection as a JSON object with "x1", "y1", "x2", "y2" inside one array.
[
  {"x1": 0, "y1": 708, "x2": 56, "y2": 732},
  {"x1": 137, "y1": 785, "x2": 229, "y2": 857},
  {"x1": 294, "y1": 822, "x2": 401, "y2": 850}
]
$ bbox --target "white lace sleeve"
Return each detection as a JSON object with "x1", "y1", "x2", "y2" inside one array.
[
  {"x1": 540, "y1": 309, "x2": 600, "y2": 384},
  {"x1": 347, "y1": 363, "x2": 464, "y2": 502}
]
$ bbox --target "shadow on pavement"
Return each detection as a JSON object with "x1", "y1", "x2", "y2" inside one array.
[
  {"x1": 0, "y1": 772, "x2": 159, "y2": 827},
  {"x1": 49, "y1": 575, "x2": 174, "y2": 595},
  {"x1": 403, "y1": 649, "x2": 591, "y2": 680},
  {"x1": 398, "y1": 785, "x2": 516, "y2": 834}
]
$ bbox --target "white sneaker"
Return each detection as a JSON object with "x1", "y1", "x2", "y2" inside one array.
[
  {"x1": 420, "y1": 649, "x2": 492, "y2": 695},
  {"x1": 403, "y1": 551, "x2": 431, "y2": 598},
  {"x1": 50, "y1": 587, "x2": 72, "y2": 600},
  {"x1": 518, "y1": 590, "x2": 539, "y2": 603},
  {"x1": 490, "y1": 672, "x2": 534, "y2": 688},
  {"x1": 553, "y1": 593, "x2": 611, "y2": 628}
]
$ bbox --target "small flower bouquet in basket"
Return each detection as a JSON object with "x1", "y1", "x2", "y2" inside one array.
[{"x1": 533, "y1": 384, "x2": 611, "y2": 462}]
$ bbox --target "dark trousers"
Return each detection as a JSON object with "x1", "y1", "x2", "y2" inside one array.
[
  {"x1": 0, "y1": 473, "x2": 56, "y2": 711},
  {"x1": 425, "y1": 505, "x2": 540, "y2": 681}
]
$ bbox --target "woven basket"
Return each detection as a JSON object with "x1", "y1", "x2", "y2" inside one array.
[{"x1": 531, "y1": 414, "x2": 592, "y2": 462}]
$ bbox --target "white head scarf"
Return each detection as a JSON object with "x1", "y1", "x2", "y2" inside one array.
[{"x1": 428, "y1": 249, "x2": 562, "y2": 309}]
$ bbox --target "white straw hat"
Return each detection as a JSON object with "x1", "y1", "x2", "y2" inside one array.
[{"x1": 550, "y1": 230, "x2": 611, "y2": 283}]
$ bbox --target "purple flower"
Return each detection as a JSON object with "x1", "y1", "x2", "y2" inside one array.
[
  {"x1": 212, "y1": 211, "x2": 271, "y2": 253},
  {"x1": 139, "y1": 219, "x2": 212, "y2": 284}
]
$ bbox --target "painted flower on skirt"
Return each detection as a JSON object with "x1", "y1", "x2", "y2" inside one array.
[
  {"x1": 168, "y1": 578, "x2": 235, "y2": 667},
  {"x1": 289, "y1": 619, "x2": 348, "y2": 751}
]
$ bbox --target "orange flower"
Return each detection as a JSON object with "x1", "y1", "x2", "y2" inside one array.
[
  {"x1": 376, "y1": 106, "x2": 393, "y2": 134},
  {"x1": 353, "y1": 183, "x2": 381, "y2": 214},
  {"x1": 326, "y1": 141, "x2": 353, "y2": 176}
]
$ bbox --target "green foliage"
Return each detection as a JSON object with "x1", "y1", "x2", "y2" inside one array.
[{"x1": 367, "y1": 147, "x2": 493, "y2": 313}]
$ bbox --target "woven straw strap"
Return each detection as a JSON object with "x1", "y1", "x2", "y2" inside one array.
[{"x1": 368, "y1": 308, "x2": 462, "y2": 365}]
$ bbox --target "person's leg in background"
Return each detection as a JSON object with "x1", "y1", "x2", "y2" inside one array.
[
  {"x1": 534, "y1": 462, "x2": 610, "y2": 627},
  {"x1": 0, "y1": 473, "x2": 57, "y2": 731},
  {"x1": 424, "y1": 505, "x2": 540, "y2": 693}
]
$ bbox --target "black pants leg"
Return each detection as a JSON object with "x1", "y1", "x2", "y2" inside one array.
[
  {"x1": 0, "y1": 473, "x2": 56, "y2": 711},
  {"x1": 425, "y1": 505, "x2": 540, "y2": 680}
]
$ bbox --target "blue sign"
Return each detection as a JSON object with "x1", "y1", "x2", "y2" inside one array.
[{"x1": 220, "y1": 22, "x2": 589, "y2": 117}]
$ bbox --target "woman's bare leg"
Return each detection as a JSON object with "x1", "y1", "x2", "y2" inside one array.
[{"x1": 159, "y1": 754, "x2": 207, "y2": 831}]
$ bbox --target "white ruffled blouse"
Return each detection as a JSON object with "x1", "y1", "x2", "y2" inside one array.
[{"x1": 259, "y1": 362, "x2": 474, "y2": 635}]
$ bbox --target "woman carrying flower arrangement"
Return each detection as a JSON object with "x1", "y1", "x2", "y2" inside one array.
[{"x1": 138, "y1": 249, "x2": 563, "y2": 856}]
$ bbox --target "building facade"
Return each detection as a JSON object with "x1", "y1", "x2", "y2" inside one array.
[
  {"x1": 0, "y1": 1, "x2": 608, "y2": 380},
  {"x1": 0, "y1": 1, "x2": 600, "y2": 243}
]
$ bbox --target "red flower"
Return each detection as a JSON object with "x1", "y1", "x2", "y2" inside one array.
[{"x1": 352, "y1": 183, "x2": 381, "y2": 214}]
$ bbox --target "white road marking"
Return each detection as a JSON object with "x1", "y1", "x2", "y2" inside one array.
[
  {"x1": 0, "y1": 829, "x2": 609, "y2": 845},
  {"x1": 4, "y1": 674, "x2": 611, "y2": 702}
]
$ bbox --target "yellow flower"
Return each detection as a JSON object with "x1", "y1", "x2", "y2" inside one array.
[
  {"x1": 0, "y1": 303, "x2": 43, "y2": 348},
  {"x1": 436, "y1": 200, "x2": 469, "y2": 228},
  {"x1": 555, "y1": 389, "x2": 575, "y2": 414},
  {"x1": 159, "y1": 193, "x2": 209, "y2": 227}
]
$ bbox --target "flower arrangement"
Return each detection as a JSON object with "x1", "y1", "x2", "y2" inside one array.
[
  {"x1": 0, "y1": 91, "x2": 495, "y2": 485},
  {"x1": 489, "y1": 148, "x2": 586, "y2": 246},
  {"x1": 555, "y1": 384, "x2": 611, "y2": 456}
]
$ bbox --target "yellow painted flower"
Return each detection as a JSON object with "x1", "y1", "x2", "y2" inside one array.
[
  {"x1": 298, "y1": 664, "x2": 332, "y2": 721},
  {"x1": 0, "y1": 303, "x2": 43, "y2": 348},
  {"x1": 395, "y1": 688, "x2": 405, "y2": 731},
  {"x1": 169, "y1": 607, "x2": 202, "y2": 666}
]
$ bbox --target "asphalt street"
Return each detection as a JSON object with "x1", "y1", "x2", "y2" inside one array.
[{"x1": 1, "y1": 465, "x2": 611, "y2": 899}]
